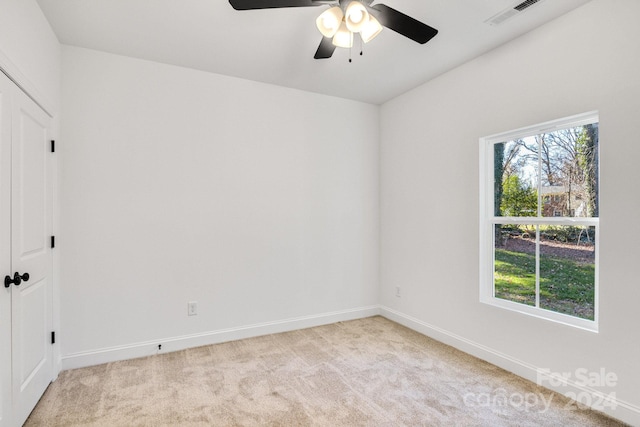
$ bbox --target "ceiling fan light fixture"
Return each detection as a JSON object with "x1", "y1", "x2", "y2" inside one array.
[
  {"x1": 332, "y1": 21, "x2": 353, "y2": 48},
  {"x1": 345, "y1": 1, "x2": 369, "y2": 33},
  {"x1": 360, "y1": 15, "x2": 382, "y2": 43},
  {"x1": 230, "y1": 0, "x2": 438, "y2": 60},
  {"x1": 316, "y1": 6, "x2": 343, "y2": 38}
]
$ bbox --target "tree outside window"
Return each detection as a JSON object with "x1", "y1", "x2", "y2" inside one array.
[{"x1": 481, "y1": 112, "x2": 599, "y2": 330}]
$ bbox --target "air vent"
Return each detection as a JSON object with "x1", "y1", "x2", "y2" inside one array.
[
  {"x1": 514, "y1": 0, "x2": 542, "y2": 12},
  {"x1": 485, "y1": 0, "x2": 545, "y2": 26}
]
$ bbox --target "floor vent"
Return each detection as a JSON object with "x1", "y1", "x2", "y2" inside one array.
[{"x1": 485, "y1": 0, "x2": 545, "y2": 26}]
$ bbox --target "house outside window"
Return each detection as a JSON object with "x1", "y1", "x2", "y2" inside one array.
[{"x1": 479, "y1": 112, "x2": 599, "y2": 331}]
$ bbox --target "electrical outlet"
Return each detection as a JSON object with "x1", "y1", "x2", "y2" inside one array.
[
  {"x1": 188, "y1": 301, "x2": 198, "y2": 316},
  {"x1": 396, "y1": 286, "x2": 401, "y2": 297}
]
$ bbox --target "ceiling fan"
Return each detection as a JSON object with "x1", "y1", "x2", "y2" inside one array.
[{"x1": 228, "y1": 0, "x2": 438, "y2": 60}]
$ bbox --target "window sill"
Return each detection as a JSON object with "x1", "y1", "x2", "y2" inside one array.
[{"x1": 480, "y1": 295, "x2": 598, "y2": 333}]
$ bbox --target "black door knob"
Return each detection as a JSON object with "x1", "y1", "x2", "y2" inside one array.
[{"x1": 4, "y1": 272, "x2": 29, "y2": 288}]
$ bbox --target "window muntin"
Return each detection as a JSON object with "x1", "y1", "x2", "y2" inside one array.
[{"x1": 480, "y1": 112, "x2": 599, "y2": 331}]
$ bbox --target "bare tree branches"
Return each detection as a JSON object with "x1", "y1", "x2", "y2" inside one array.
[{"x1": 494, "y1": 124, "x2": 599, "y2": 219}]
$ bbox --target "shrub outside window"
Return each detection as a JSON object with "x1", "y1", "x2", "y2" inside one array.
[{"x1": 479, "y1": 112, "x2": 599, "y2": 331}]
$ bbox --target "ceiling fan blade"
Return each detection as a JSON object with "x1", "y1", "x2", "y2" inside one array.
[
  {"x1": 229, "y1": 0, "x2": 324, "y2": 10},
  {"x1": 369, "y1": 4, "x2": 438, "y2": 44},
  {"x1": 314, "y1": 37, "x2": 336, "y2": 59}
]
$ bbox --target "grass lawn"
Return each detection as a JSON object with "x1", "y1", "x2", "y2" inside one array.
[{"x1": 495, "y1": 248, "x2": 595, "y2": 320}]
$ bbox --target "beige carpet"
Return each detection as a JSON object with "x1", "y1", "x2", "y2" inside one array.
[{"x1": 25, "y1": 316, "x2": 623, "y2": 426}]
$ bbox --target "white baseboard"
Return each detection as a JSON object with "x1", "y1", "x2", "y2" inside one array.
[
  {"x1": 61, "y1": 305, "x2": 381, "y2": 371},
  {"x1": 379, "y1": 306, "x2": 640, "y2": 427},
  {"x1": 61, "y1": 304, "x2": 639, "y2": 425}
]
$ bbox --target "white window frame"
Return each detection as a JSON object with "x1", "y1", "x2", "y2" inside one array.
[{"x1": 479, "y1": 111, "x2": 599, "y2": 332}]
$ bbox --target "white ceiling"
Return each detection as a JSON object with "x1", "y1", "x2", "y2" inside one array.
[{"x1": 36, "y1": 0, "x2": 592, "y2": 105}]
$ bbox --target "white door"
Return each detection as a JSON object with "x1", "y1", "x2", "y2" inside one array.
[
  {"x1": 5, "y1": 75, "x2": 54, "y2": 427},
  {"x1": 0, "y1": 72, "x2": 13, "y2": 427}
]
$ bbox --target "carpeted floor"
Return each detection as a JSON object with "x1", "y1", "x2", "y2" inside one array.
[{"x1": 25, "y1": 316, "x2": 624, "y2": 426}]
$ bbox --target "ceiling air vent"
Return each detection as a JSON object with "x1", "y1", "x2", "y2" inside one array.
[
  {"x1": 485, "y1": 0, "x2": 545, "y2": 26},
  {"x1": 514, "y1": 0, "x2": 542, "y2": 12}
]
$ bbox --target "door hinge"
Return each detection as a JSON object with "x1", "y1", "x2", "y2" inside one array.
[
  {"x1": 51, "y1": 235, "x2": 55, "y2": 249},
  {"x1": 51, "y1": 140, "x2": 55, "y2": 153},
  {"x1": 51, "y1": 331, "x2": 56, "y2": 344}
]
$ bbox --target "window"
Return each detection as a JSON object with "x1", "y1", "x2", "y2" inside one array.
[{"x1": 479, "y1": 112, "x2": 599, "y2": 331}]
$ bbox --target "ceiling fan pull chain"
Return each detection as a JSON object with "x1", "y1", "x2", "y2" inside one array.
[
  {"x1": 359, "y1": 35, "x2": 363, "y2": 56},
  {"x1": 349, "y1": 43, "x2": 352, "y2": 63}
]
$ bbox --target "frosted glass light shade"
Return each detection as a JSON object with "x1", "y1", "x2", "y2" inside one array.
[
  {"x1": 316, "y1": 7, "x2": 343, "y2": 38},
  {"x1": 360, "y1": 15, "x2": 382, "y2": 43},
  {"x1": 345, "y1": 1, "x2": 369, "y2": 33},
  {"x1": 332, "y1": 21, "x2": 353, "y2": 48}
]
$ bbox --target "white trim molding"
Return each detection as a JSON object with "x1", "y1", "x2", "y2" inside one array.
[
  {"x1": 61, "y1": 305, "x2": 381, "y2": 370},
  {"x1": 379, "y1": 306, "x2": 640, "y2": 427},
  {"x1": 0, "y1": 48, "x2": 55, "y2": 117}
]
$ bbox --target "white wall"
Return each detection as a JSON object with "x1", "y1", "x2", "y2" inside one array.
[
  {"x1": 380, "y1": 0, "x2": 640, "y2": 424},
  {"x1": 0, "y1": 0, "x2": 60, "y2": 113},
  {"x1": 60, "y1": 46, "x2": 379, "y2": 364}
]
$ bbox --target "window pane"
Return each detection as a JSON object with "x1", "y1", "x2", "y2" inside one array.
[
  {"x1": 539, "y1": 226, "x2": 596, "y2": 320},
  {"x1": 494, "y1": 224, "x2": 536, "y2": 306},
  {"x1": 535, "y1": 125, "x2": 599, "y2": 218},
  {"x1": 494, "y1": 141, "x2": 538, "y2": 217}
]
